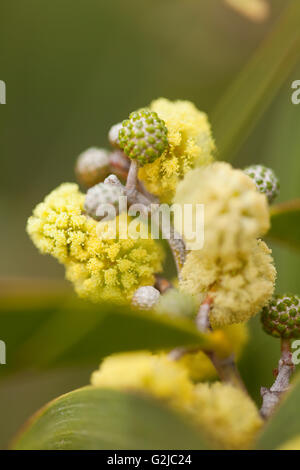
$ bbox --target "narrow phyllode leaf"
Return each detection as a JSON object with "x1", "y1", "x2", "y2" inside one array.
[
  {"x1": 268, "y1": 199, "x2": 300, "y2": 250},
  {"x1": 12, "y1": 387, "x2": 208, "y2": 450},
  {"x1": 0, "y1": 288, "x2": 212, "y2": 375},
  {"x1": 212, "y1": 0, "x2": 300, "y2": 161}
]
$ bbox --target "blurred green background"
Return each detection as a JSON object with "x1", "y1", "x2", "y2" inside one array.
[{"x1": 0, "y1": 0, "x2": 299, "y2": 449}]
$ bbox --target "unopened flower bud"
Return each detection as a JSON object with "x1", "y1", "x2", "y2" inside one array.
[
  {"x1": 84, "y1": 182, "x2": 124, "y2": 220},
  {"x1": 156, "y1": 289, "x2": 196, "y2": 318},
  {"x1": 244, "y1": 164, "x2": 279, "y2": 204},
  {"x1": 75, "y1": 147, "x2": 110, "y2": 188},
  {"x1": 132, "y1": 286, "x2": 161, "y2": 310},
  {"x1": 108, "y1": 122, "x2": 123, "y2": 148},
  {"x1": 261, "y1": 294, "x2": 300, "y2": 339},
  {"x1": 119, "y1": 108, "x2": 168, "y2": 166}
]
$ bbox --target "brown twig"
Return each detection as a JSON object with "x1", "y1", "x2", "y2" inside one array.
[
  {"x1": 155, "y1": 276, "x2": 173, "y2": 294},
  {"x1": 260, "y1": 339, "x2": 295, "y2": 419},
  {"x1": 195, "y1": 295, "x2": 248, "y2": 393}
]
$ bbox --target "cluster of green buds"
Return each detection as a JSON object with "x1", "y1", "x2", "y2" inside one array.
[
  {"x1": 244, "y1": 164, "x2": 280, "y2": 204},
  {"x1": 261, "y1": 294, "x2": 300, "y2": 339}
]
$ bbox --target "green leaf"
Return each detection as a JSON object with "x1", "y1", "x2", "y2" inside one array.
[
  {"x1": 212, "y1": 0, "x2": 300, "y2": 161},
  {"x1": 12, "y1": 387, "x2": 208, "y2": 450},
  {"x1": 0, "y1": 289, "x2": 211, "y2": 376},
  {"x1": 268, "y1": 199, "x2": 300, "y2": 250},
  {"x1": 256, "y1": 374, "x2": 300, "y2": 449}
]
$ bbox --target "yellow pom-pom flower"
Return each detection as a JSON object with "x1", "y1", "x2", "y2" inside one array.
[
  {"x1": 180, "y1": 239, "x2": 276, "y2": 327},
  {"x1": 138, "y1": 98, "x2": 215, "y2": 202},
  {"x1": 178, "y1": 323, "x2": 248, "y2": 381},
  {"x1": 27, "y1": 184, "x2": 164, "y2": 303},
  {"x1": 26, "y1": 183, "x2": 87, "y2": 263},
  {"x1": 91, "y1": 352, "x2": 194, "y2": 410},
  {"x1": 192, "y1": 382, "x2": 263, "y2": 449},
  {"x1": 174, "y1": 162, "x2": 270, "y2": 256}
]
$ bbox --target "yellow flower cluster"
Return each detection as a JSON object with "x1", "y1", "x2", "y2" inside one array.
[
  {"x1": 138, "y1": 98, "x2": 215, "y2": 202},
  {"x1": 192, "y1": 382, "x2": 263, "y2": 449},
  {"x1": 91, "y1": 352, "x2": 194, "y2": 410},
  {"x1": 91, "y1": 352, "x2": 263, "y2": 449},
  {"x1": 179, "y1": 323, "x2": 248, "y2": 381},
  {"x1": 175, "y1": 162, "x2": 276, "y2": 326},
  {"x1": 278, "y1": 435, "x2": 300, "y2": 450},
  {"x1": 27, "y1": 184, "x2": 164, "y2": 303},
  {"x1": 174, "y1": 162, "x2": 270, "y2": 256},
  {"x1": 181, "y1": 239, "x2": 276, "y2": 327}
]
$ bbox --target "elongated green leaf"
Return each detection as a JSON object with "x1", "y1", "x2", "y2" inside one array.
[
  {"x1": 0, "y1": 288, "x2": 210, "y2": 376},
  {"x1": 212, "y1": 0, "x2": 300, "y2": 161},
  {"x1": 268, "y1": 199, "x2": 300, "y2": 250},
  {"x1": 256, "y1": 374, "x2": 300, "y2": 449},
  {"x1": 12, "y1": 387, "x2": 208, "y2": 450}
]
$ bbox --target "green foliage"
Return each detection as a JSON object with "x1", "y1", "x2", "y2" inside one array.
[
  {"x1": 0, "y1": 292, "x2": 209, "y2": 376},
  {"x1": 268, "y1": 199, "x2": 300, "y2": 250},
  {"x1": 12, "y1": 387, "x2": 208, "y2": 450},
  {"x1": 212, "y1": 0, "x2": 300, "y2": 162}
]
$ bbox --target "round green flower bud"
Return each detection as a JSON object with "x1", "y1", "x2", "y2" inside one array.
[
  {"x1": 118, "y1": 108, "x2": 168, "y2": 166},
  {"x1": 84, "y1": 181, "x2": 124, "y2": 220},
  {"x1": 261, "y1": 294, "x2": 300, "y2": 339},
  {"x1": 244, "y1": 164, "x2": 279, "y2": 204}
]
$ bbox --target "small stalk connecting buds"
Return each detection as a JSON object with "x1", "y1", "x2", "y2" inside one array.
[
  {"x1": 75, "y1": 148, "x2": 110, "y2": 188},
  {"x1": 244, "y1": 164, "x2": 279, "y2": 204},
  {"x1": 261, "y1": 294, "x2": 300, "y2": 339},
  {"x1": 118, "y1": 109, "x2": 168, "y2": 166},
  {"x1": 260, "y1": 294, "x2": 299, "y2": 419},
  {"x1": 84, "y1": 181, "x2": 125, "y2": 220},
  {"x1": 132, "y1": 286, "x2": 161, "y2": 310}
]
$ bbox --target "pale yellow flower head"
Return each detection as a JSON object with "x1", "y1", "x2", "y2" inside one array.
[
  {"x1": 27, "y1": 184, "x2": 164, "y2": 303},
  {"x1": 91, "y1": 352, "x2": 194, "y2": 410},
  {"x1": 174, "y1": 162, "x2": 270, "y2": 256},
  {"x1": 224, "y1": 0, "x2": 270, "y2": 23},
  {"x1": 179, "y1": 323, "x2": 248, "y2": 381},
  {"x1": 278, "y1": 435, "x2": 300, "y2": 450},
  {"x1": 180, "y1": 239, "x2": 276, "y2": 327},
  {"x1": 192, "y1": 382, "x2": 263, "y2": 449},
  {"x1": 138, "y1": 98, "x2": 215, "y2": 202}
]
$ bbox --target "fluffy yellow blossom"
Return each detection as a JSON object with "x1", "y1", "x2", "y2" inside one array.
[
  {"x1": 224, "y1": 0, "x2": 270, "y2": 23},
  {"x1": 180, "y1": 239, "x2": 276, "y2": 327},
  {"x1": 91, "y1": 352, "x2": 194, "y2": 410},
  {"x1": 138, "y1": 98, "x2": 215, "y2": 202},
  {"x1": 27, "y1": 184, "x2": 164, "y2": 303},
  {"x1": 174, "y1": 162, "x2": 270, "y2": 256},
  {"x1": 192, "y1": 382, "x2": 263, "y2": 449},
  {"x1": 26, "y1": 183, "x2": 86, "y2": 263},
  {"x1": 179, "y1": 323, "x2": 248, "y2": 381},
  {"x1": 277, "y1": 435, "x2": 300, "y2": 450}
]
